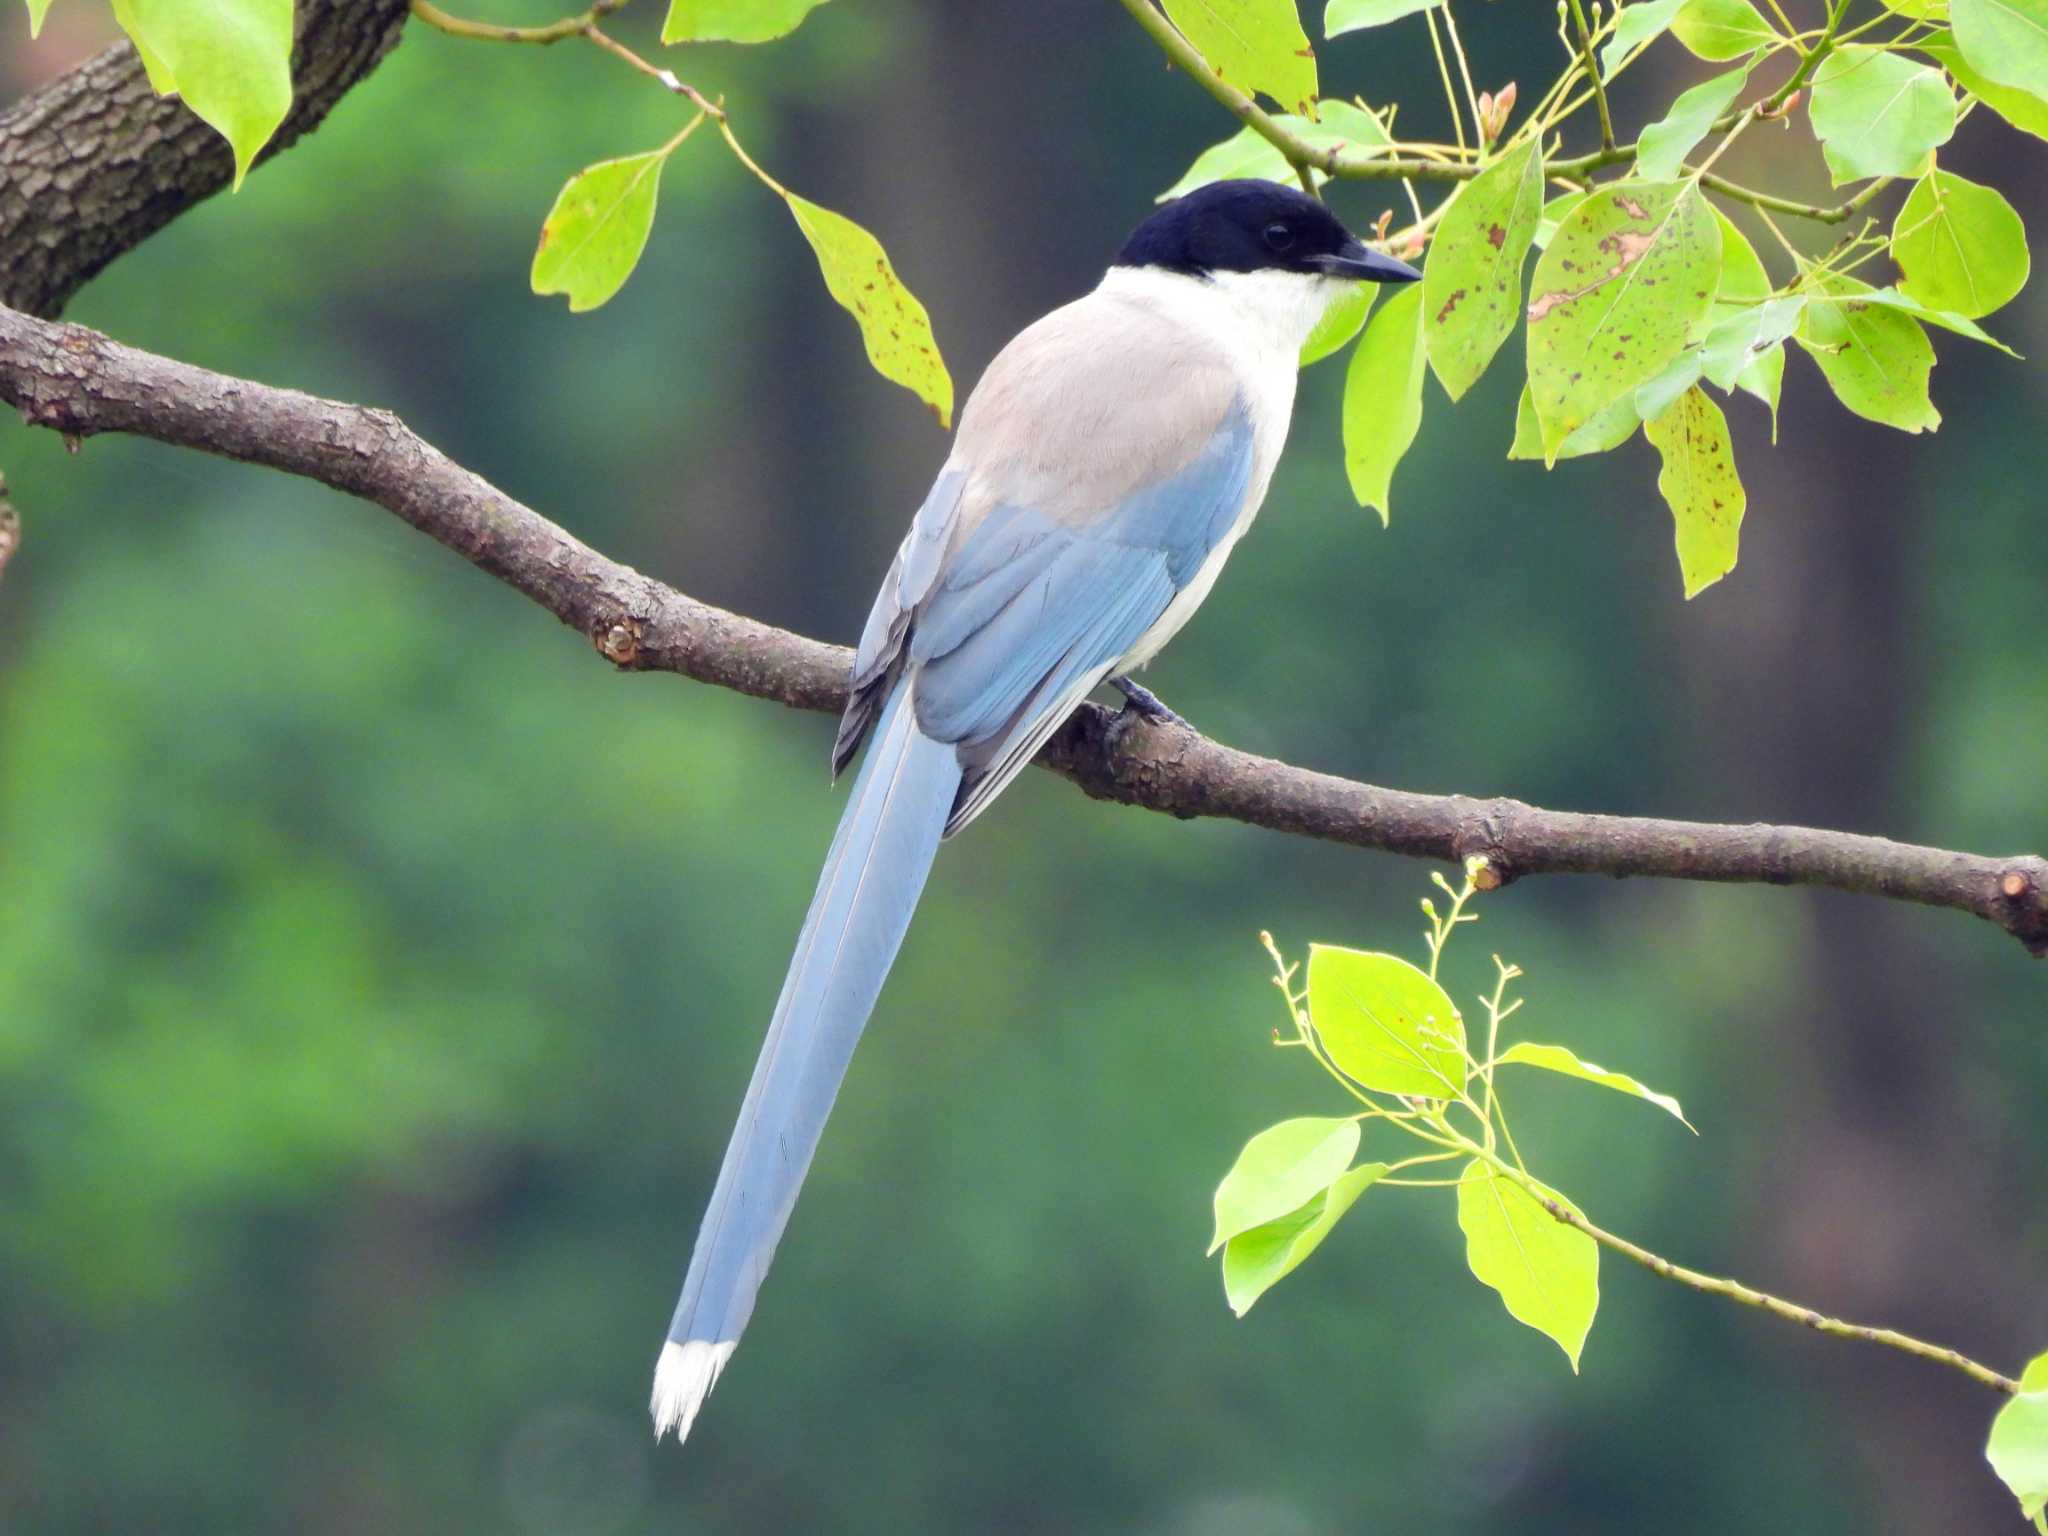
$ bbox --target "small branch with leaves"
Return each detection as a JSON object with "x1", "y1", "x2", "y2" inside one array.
[
  {"x1": 1221, "y1": 864, "x2": 2044, "y2": 1516},
  {"x1": 1124, "y1": 0, "x2": 2038, "y2": 598}
]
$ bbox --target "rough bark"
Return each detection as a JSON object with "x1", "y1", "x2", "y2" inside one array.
[
  {"x1": 4, "y1": 300, "x2": 2044, "y2": 955},
  {"x1": 0, "y1": 0, "x2": 411, "y2": 319}
]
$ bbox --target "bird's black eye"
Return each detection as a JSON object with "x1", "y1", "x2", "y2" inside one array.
[{"x1": 1263, "y1": 221, "x2": 1295, "y2": 252}]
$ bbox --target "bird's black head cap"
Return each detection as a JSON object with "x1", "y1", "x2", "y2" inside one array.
[{"x1": 1116, "y1": 180, "x2": 1420, "y2": 283}]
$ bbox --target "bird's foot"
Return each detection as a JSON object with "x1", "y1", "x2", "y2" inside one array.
[
  {"x1": 1109, "y1": 675, "x2": 1186, "y2": 727},
  {"x1": 1106, "y1": 675, "x2": 1188, "y2": 752}
]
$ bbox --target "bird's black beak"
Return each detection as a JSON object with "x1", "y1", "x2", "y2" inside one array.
[{"x1": 1313, "y1": 237, "x2": 1422, "y2": 283}]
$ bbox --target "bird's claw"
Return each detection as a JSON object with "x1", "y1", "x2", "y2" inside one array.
[{"x1": 1106, "y1": 675, "x2": 1188, "y2": 752}]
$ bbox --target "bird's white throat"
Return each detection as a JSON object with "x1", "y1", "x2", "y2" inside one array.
[{"x1": 1100, "y1": 264, "x2": 1351, "y2": 362}]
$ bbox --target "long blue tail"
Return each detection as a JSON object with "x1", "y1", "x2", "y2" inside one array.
[{"x1": 650, "y1": 682, "x2": 959, "y2": 1443}]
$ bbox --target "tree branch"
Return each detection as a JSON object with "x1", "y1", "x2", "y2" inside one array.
[
  {"x1": 4, "y1": 302, "x2": 2044, "y2": 955},
  {"x1": 0, "y1": 0, "x2": 412, "y2": 319}
]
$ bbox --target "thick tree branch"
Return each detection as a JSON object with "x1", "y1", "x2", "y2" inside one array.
[
  {"x1": 4, "y1": 302, "x2": 2044, "y2": 956},
  {"x1": 0, "y1": 0, "x2": 411, "y2": 319}
]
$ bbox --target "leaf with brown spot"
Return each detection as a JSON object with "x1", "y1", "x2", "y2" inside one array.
[
  {"x1": 1644, "y1": 384, "x2": 1745, "y2": 597},
  {"x1": 1525, "y1": 180, "x2": 1720, "y2": 462},
  {"x1": 1794, "y1": 272, "x2": 1940, "y2": 432},
  {"x1": 1422, "y1": 139, "x2": 1544, "y2": 401},
  {"x1": 783, "y1": 192, "x2": 954, "y2": 427},
  {"x1": 1160, "y1": 0, "x2": 1318, "y2": 115}
]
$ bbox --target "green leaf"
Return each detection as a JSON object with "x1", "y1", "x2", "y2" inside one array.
[
  {"x1": 1495, "y1": 1042, "x2": 1696, "y2": 1129},
  {"x1": 117, "y1": 0, "x2": 294, "y2": 190},
  {"x1": 1534, "y1": 189, "x2": 1593, "y2": 250},
  {"x1": 1341, "y1": 281, "x2": 1427, "y2": 524},
  {"x1": 1890, "y1": 168, "x2": 2030, "y2": 318},
  {"x1": 532, "y1": 151, "x2": 671, "y2": 314},
  {"x1": 1457, "y1": 1161, "x2": 1599, "y2": 1369},
  {"x1": 1671, "y1": 0, "x2": 1775, "y2": 59},
  {"x1": 1634, "y1": 349, "x2": 1704, "y2": 422},
  {"x1": 1159, "y1": 101, "x2": 1391, "y2": 199},
  {"x1": 1601, "y1": 0, "x2": 1689, "y2": 72},
  {"x1": 1989, "y1": 1356, "x2": 2048, "y2": 1521},
  {"x1": 1300, "y1": 281, "x2": 1377, "y2": 366},
  {"x1": 1808, "y1": 46, "x2": 1957, "y2": 185},
  {"x1": 1422, "y1": 140, "x2": 1544, "y2": 401},
  {"x1": 1509, "y1": 385, "x2": 1640, "y2": 460},
  {"x1": 1305, "y1": 944, "x2": 1464, "y2": 1097},
  {"x1": 1644, "y1": 384, "x2": 1746, "y2": 596},
  {"x1": 25, "y1": 0, "x2": 53, "y2": 39},
  {"x1": 110, "y1": 0, "x2": 177, "y2": 93},
  {"x1": 783, "y1": 192, "x2": 956, "y2": 427},
  {"x1": 1795, "y1": 274, "x2": 1942, "y2": 431},
  {"x1": 1160, "y1": 0, "x2": 1319, "y2": 115},
  {"x1": 1951, "y1": 0, "x2": 2048, "y2": 96},
  {"x1": 1736, "y1": 337, "x2": 1785, "y2": 428},
  {"x1": 1925, "y1": 31, "x2": 2048, "y2": 142},
  {"x1": 662, "y1": 0, "x2": 831, "y2": 42},
  {"x1": 1712, "y1": 206, "x2": 1770, "y2": 308},
  {"x1": 1636, "y1": 58, "x2": 1754, "y2": 180},
  {"x1": 1851, "y1": 285, "x2": 2019, "y2": 353},
  {"x1": 1222, "y1": 1163, "x2": 1387, "y2": 1316},
  {"x1": 1325, "y1": 0, "x2": 1438, "y2": 34},
  {"x1": 1210, "y1": 1116, "x2": 1361, "y2": 1254},
  {"x1": 1525, "y1": 181, "x2": 1721, "y2": 462},
  {"x1": 1698, "y1": 295, "x2": 1804, "y2": 390}
]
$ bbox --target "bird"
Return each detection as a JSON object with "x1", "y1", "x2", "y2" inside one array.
[{"x1": 650, "y1": 178, "x2": 1420, "y2": 1445}]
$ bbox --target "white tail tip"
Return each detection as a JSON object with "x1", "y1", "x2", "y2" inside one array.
[{"x1": 650, "y1": 1338, "x2": 736, "y2": 1444}]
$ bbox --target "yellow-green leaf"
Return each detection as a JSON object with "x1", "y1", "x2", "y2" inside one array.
[
  {"x1": 1160, "y1": 101, "x2": 1391, "y2": 199},
  {"x1": 1457, "y1": 1160, "x2": 1599, "y2": 1369},
  {"x1": 1636, "y1": 58, "x2": 1754, "y2": 180},
  {"x1": 1809, "y1": 46, "x2": 1957, "y2": 185},
  {"x1": 1950, "y1": 0, "x2": 2048, "y2": 96},
  {"x1": 1926, "y1": 30, "x2": 2048, "y2": 142},
  {"x1": 1325, "y1": 0, "x2": 1439, "y2": 35},
  {"x1": 1989, "y1": 1354, "x2": 2048, "y2": 1522},
  {"x1": 662, "y1": 0, "x2": 831, "y2": 43},
  {"x1": 1161, "y1": 0, "x2": 1319, "y2": 115},
  {"x1": 25, "y1": 0, "x2": 54, "y2": 38},
  {"x1": 110, "y1": 0, "x2": 177, "y2": 93},
  {"x1": 118, "y1": 0, "x2": 293, "y2": 190},
  {"x1": 1525, "y1": 181, "x2": 1721, "y2": 461},
  {"x1": 1340, "y1": 282, "x2": 1427, "y2": 524},
  {"x1": 1495, "y1": 1042, "x2": 1696, "y2": 1130},
  {"x1": 1305, "y1": 944, "x2": 1464, "y2": 1098},
  {"x1": 783, "y1": 193, "x2": 954, "y2": 427},
  {"x1": 1795, "y1": 274, "x2": 1941, "y2": 432},
  {"x1": 1601, "y1": 0, "x2": 1689, "y2": 71},
  {"x1": 1300, "y1": 281, "x2": 1376, "y2": 366},
  {"x1": 1509, "y1": 384, "x2": 1640, "y2": 460},
  {"x1": 1644, "y1": 384, "x2": 1746, "y2": 597},
  {"x1": 1423, "y1": 139, "x2": 1545, "y2": 400},
  {"x1": 1671, "y1": 0, "x2": 1775, "y2": 59},
  {"x1": 1210, "y1": 1116, "x2": 1360, "y2": 1254},
  {"x1": 532, "y1": 151, "x2": 670, "y2": 313},
  {"x1": 1890, "y1": 168, "x2": 2030, "y2": 319},
  {"x1": 1222, "y1": 1163, "x2": 1387, "y2": 1316}
]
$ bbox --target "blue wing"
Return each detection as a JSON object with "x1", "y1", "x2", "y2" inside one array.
[{"x1": 901, "y1": 399, "x2": 1257, "y2": 833}]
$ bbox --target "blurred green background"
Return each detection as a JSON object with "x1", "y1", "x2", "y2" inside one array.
[{"x1": 2, "y1": 4, "x2": 2044, "y2": 1531}]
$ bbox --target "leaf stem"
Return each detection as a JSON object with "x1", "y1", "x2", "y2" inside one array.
[
  {"x1": 1532, "y1": 1192, "x2": 2023, "y2": 1397},
  {"x1": 1564, "y1": 0, "x2": 1616, "y2": 150},
  {"x1": 409, "y1": 0, "x2": 631, "y2": 44}
]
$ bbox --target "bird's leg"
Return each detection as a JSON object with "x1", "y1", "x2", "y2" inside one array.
[{"x1": 1107, "y1": 674, "x2": 1188, "y2": 737}]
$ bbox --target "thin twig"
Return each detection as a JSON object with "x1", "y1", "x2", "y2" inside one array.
[
  {"x1": 409, "y1": 0, "x2": 630, "y2": 45},
  {"x1": 1564, "y1": 0, "x2": 1615, "y2": 150},
  {"x1": 1537, "y1": 1194, "x2": 2022, "y2": 1396}
]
